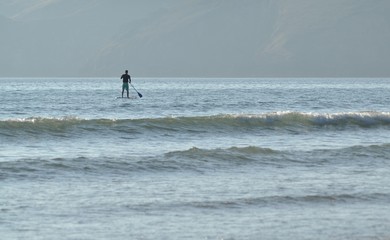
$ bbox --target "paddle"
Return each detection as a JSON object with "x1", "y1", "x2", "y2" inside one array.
[{"x1": 130, "y1": 83, "x2": 143, "y2": 98}]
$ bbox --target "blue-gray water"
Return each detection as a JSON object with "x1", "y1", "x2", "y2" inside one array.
[{"x1": 1, "y1": 78, "x2": 390, "y2": 239}]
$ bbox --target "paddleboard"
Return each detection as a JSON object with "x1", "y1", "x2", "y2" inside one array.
[{"x1": 116, "y1": 96, "x2": 138, "y2": 100}]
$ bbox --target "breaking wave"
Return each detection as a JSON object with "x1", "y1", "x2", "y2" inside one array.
[{"x1": 1, "y1": 111, "x2": 390, "y2": 137}]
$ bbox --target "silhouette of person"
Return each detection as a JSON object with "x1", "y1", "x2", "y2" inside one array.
[{"x1": 121, "y1": 70, "x2": 131, "y2": 98}]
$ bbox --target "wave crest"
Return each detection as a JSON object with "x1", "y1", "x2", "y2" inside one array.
[
  {"x1": 1, "y1": 144, "x2": 389, "y2": 180},
  {"x1": 1, "y1": 112, "x2": 390, "y2": 137}
]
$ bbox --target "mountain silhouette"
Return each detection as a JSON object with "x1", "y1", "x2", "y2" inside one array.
[{"x1": 1, "y1": 0, "x2": 389, "y2": 77}]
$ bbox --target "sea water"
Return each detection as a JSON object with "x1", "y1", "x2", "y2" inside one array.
[{"x1": 1, "y1": 78, "x2": 390, "y2": 239}]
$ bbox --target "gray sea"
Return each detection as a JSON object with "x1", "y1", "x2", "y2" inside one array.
[{"x1": 1, "y1": 78, "x2": 390, "y2": 239}]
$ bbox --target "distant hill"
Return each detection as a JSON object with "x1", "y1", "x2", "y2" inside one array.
[{"x1": 1, "y1": 0, "x2": 390, "y2": 77}]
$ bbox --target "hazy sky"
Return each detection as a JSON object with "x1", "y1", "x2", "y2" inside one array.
[{"x1": 1, "y1": 0, "x2": 390, "y2": 77}]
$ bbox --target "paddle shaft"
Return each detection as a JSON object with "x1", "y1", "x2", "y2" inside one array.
[{"x1": 130, "y1": 83, "x2": 143, "y2": 98}]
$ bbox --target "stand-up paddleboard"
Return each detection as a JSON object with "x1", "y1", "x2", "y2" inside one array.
[{"x1": 116, "y1": 96, "x2": 138, "y2": 100}]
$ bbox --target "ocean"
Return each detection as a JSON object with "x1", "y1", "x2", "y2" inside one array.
[{"x1": 1, "y1": 78, "x2": 390, "y2": 239}]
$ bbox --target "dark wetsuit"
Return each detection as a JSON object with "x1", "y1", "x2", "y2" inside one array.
[{"x1": 121, "y1": 74, "x2": 131, "y2": 83}]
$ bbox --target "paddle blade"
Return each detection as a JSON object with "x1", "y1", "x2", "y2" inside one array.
[{"x1": 137, "y1": 92, "x2": 143, "y2": 98}]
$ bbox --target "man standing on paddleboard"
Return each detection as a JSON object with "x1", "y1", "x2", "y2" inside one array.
[{"x1": 121, "y1": 70, "x2": 131, "y2": 98}]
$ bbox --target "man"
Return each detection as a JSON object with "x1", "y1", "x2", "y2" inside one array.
[{"x1": 121, "y1": 70, "x2": 131, "y2": 98}]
